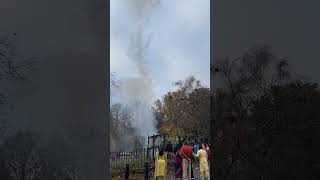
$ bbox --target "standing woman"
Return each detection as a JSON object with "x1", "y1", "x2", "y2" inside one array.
[
  {"x1": 173, "y1": 146, "x2": 183, "y2": 180},
  {"x1": 193, "y1": 143, "x2": 209, "y2": 180},
  {"x1": 154, "y1": 148, "x2": 167, "y2": 180}
]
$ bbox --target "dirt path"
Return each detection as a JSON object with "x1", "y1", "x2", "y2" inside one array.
[{"x1": 165, "y1": 167, "x2": 200, "y2": 180}]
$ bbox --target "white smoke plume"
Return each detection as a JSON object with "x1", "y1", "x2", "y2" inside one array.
[{"x1": 113, "y1": 0, "x2": 161, "y2": 146}]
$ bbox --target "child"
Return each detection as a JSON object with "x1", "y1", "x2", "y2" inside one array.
[{"x1": 154, "y1": 148, "x2": 166, "y2": 180}]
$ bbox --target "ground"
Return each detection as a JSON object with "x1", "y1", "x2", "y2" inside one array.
[{"x1": 112, "y1": 166, "x2": 201, "y2": 180}]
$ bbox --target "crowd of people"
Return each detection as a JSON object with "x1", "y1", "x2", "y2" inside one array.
[{"x1": 154, "y1": 139, "x2": 211, "y2": 180}]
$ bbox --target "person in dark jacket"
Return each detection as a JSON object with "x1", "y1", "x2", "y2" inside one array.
[{"x1": 165, "y1": 141, "x2": 173, "y2": 160}]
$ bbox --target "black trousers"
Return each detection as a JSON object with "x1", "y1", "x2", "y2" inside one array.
[{"x1": 191, "y1": 162, "x2": 194, "y2": 178}]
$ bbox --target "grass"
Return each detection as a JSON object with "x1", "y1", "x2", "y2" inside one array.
[{"x1": 111, "y1": 159, "x2": 155, "y2": 178}]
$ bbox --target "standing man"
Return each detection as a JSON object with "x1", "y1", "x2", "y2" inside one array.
[
  {"x1": 165, "y1": 141, "x2": 173, "y2": 159},
  {"x1": 179, "y1": 141, "x2": 193, "y2": 180},
  {"x1": 193, "y1": 142, "x2": 199, "y2": 154}
]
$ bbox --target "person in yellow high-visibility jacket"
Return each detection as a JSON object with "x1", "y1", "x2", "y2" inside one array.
[
  {"x1": 154, "y1": 148, "x2": 167, "y2": 180},
  {"x1": 193, "y1": 143, "x2": 209, "y2": 180}
]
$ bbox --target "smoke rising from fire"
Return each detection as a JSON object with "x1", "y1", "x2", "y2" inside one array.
[{"x1": 112, "y1": 0, "x2": 161, "y2": 146}]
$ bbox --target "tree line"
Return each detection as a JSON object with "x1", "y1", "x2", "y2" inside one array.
[
  {"x1": 211, "y1": 45, "x2": 319, "y2": 179},
  {"x1": 153, "y1": 76, "x2": 210, "y2": 139},
  {"x1": 0, "y1": 34, "x2": 80, "y2": 180},
  {"x1": 110, "y1": 75, "x2": 210, "y2": 151}
]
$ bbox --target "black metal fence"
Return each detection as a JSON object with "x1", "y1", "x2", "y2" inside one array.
[
  {"x1": 110, "y1": 148, "x2": 151, "y2": 168},
  {"x1": 110, "y1": 135, "x2": 210, "y2": 179}
]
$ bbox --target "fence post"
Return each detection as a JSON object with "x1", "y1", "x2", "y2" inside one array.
[
  {"x1": 147, "y1": 136, "x2": 150, "y2": 160},
  {"x1": 125, "y1": 164, "x2": 129, "y2": 180},
  {"x1": 142, "y1": 149, "x2": 145, "y2": 164},
  {"x1": 144, "y1": 162, "x2": 149, "y2": 180},
  {"x1": 146, "y1": 148, "x2": 149, "y2": 162},
  {"x1": 152, "y1": 134, "x2": 155, "y2": 162}
]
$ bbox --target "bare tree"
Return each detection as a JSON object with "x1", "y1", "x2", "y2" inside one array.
[
  {"x1": 212, "y1": 45, "x2": 290, "y2": 123},
  {"x1": 0, "y1": 33, "x2": 37, "y2": 81},
  {"x1": 211, "y1": 45, "x2": 292, "y2": 179},
  {"x1": 2, "y1": 132, "x2": 42, "y2": 180},
  {"x1": 0, "y1": 33, "x2": 38, "y2": 139},
  {"x1": 110, "y1": 103, "x2": 143, "y2": 151}
]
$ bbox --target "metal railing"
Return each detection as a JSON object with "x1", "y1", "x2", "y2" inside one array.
[{"x1": 110, "y1": 148, "x2": 152, "y2": 168}]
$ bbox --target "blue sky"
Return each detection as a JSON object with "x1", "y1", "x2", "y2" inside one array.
[{"x1": 110, "y1": 0, "x2": 210, "y2": 101}]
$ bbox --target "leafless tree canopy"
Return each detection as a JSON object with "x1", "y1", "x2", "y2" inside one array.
[
  {"x1": 0, "y1": 34, "x2": 37, "y2": 81},
  {"x1": 211, "y1": 45, "x2": 319, "y2": 179}
]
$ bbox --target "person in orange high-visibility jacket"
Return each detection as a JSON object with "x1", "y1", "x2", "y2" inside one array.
[{"x1": 154, "y1": 148, "x2": 167, "y2": 180}]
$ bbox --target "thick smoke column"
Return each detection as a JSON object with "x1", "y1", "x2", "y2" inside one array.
[{"x1": 117, "y1": 0, "x2": 160, "y2": 145}]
